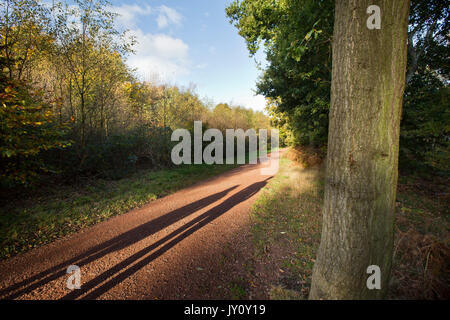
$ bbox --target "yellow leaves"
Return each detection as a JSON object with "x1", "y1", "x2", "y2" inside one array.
[
  {"x1": 304, "y1": 31, "x2": 312, "y2": 41},
  {"x1": 304, "y1": 28, "x2": 321, "y2": 41}
]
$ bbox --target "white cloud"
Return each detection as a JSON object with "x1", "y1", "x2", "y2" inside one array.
[
  {"x1": 110, "y1": 4, "x2": 182, "y2": 30},
  {"x1": 156, "y1": 5, "x2": 182, "y2": 29},
  {"x1": 107, "y1": 4, "x2": 187, "y2": 82},
  {"x1": 127, "y1": 29, "x2": 190, "y2": 82},
  {"x1": 110, "y1": 4, "x2": 152, "y2": 29}
]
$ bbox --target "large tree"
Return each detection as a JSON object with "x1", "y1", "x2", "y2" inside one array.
[
  {"x1": 227, "y1": 0, "x2": 448, "y2": 175},
  {"x1": 309, "y1": 0, "x2": 410, "y2": 299},
  {"x1": 226, "y1": 0, "x2": 334, "y2": 147}
]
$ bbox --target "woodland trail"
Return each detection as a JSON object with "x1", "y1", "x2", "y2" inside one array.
[{"x1": 0, "y1": 151, "x2": 281, "y2": 299}]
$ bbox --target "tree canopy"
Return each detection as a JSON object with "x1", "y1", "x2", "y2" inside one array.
[{"x1": 227, "y1": 0, "x2": 449, "y2": 174}]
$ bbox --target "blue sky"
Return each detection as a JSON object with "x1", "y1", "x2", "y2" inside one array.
[{"x1": 107, "y1": 0, "x2": 267, "y2": 112}]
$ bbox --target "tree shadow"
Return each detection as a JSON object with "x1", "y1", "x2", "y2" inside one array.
[{"x1": 0, "y1": 185, "x2": 239, "y2": 299}]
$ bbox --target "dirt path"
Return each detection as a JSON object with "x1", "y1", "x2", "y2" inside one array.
[{"x1": 0, "y1": 152, "x2": 281, "y2": 300}]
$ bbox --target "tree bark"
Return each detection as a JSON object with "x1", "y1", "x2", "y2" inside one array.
[{"x1": 309, "y1": 0, "x2": 410, "y2": 299}]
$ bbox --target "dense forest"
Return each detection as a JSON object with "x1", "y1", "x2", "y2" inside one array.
[
  {"x1": 227, "y1": 0, "x2": 449, "y2": 176},
  {"x1": 0, "y1": 0, "x2": 270, "y2": 187}
]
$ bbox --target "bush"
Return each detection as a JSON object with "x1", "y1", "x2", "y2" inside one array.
[
  {"x1": 400, "y1": 71, "x2": 449, "y2": 176},
  {"x1": 42, "y1": 125, "x2": 174, "y2": 181}
]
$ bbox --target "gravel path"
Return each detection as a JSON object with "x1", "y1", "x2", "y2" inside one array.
[{"x1": 0, "y1": 152, "x2": 280, "y2": 299}]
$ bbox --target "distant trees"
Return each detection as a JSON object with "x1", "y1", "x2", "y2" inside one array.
[
  {"x1": 406, "y1": 0, "x2": 449, "y2": 84},
  {"x1": 0, "y1": 0, "x2": 270, "y2": 186},
  {"x1": 400, "y1": 0, "x2": 449, "y2": 174},
  {"x1": 208, "y1": 102, "x2": 269, "y2": 133}
]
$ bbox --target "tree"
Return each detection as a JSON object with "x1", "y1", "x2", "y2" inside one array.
[
  {"x1": 0, "y1": 56, "x2": 69, "y2": 184},
  {"x1": 309, "y1": 0, "x2": 410, "y2": 299},
  {"x1": 400, "y1": 0, "x2": 449, "y2": 175},
  {"x1": 226, "y1": 0, "x2": 334, "y2": 147},
  {"x1": 51, "y1": 0, "x2": 130, "y2": 146},
  {"x1": 406, "y1": 0, "x2": 449, "y2": 84},
  {"x1": 0, "y1": 0, "x2": 51, "y2": 82},
  {"x1": 227, "y1": 0, "x2": 448, "y2": 173},
  {"x1": 400, "y1": 68, "x2": 449, "y2": 174}
]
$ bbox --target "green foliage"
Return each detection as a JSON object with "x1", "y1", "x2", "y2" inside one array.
[
  {"x1": 0, "y1": 57, "x2": 69, "y2": 185},
  {"x1": 227, "y1": 0, "x2": 449, "y2": 174},
  {"x1": 408, "y1": 0, "x2": 449, "y2": 81},
  {"x1": 400, "y1": 70, "x2": 449, "y2": 175},
  {"x1": 0, "y1": 0, "x2": 277, "y2": 190},
  {"x1": 401, "y1": 0, "x2": 449, "y2": 175},
  {"x1": 227, "y1": 0, "x2": 333, "y2": 147},
  {"x1": 265, "y1": 98, "x2": 292, "y2": 147},
  {"x1": 0, "y1": 0, "x2": 271, "y2": 187},
  {"x1": 48, "y1": 125, "x2": 173, "y2": 180}
]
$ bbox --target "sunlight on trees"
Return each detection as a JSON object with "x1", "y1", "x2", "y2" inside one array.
[{"x1": 0, "y1": 0, "x2": 271, "y2": 185}]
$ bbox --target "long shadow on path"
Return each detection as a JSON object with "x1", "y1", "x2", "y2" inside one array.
[
  {"x1": 0, "y1": 185, "x2": 239, "y2": 299},
  {"x1": 63, "y1": 179, "x2": 270, "y2": 299}
]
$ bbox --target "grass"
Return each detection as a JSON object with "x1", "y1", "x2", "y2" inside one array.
[
  {"x1": 248, "y1": 147, "x2": 449, "y2": 300},
  {"x1": 229, "y1": 280, "x2": 247, "y2": 300},
  {"x1": 0, "y1": 163, "x2": 238, "y2": 260},
  {"x1": 250, "y1": 151, "x2": 324, "y2": 299}
]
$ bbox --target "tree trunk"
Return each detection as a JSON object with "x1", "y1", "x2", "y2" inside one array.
[{"x1": 309, "y1": 0, "x2": 410, "y2": 299}]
